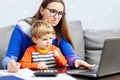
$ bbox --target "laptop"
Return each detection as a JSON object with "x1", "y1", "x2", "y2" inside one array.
[{"x1": 67, "y1": 37, "x2": 120, "y2": 78}]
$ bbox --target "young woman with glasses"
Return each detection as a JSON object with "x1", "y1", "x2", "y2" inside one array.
[{"x1": 2, "y1": 0, "x2": 95, "y2": 73}]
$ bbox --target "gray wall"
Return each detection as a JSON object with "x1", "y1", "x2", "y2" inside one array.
[{"x1": 0, "y1": 0, "x2": 120, "y2": 29}]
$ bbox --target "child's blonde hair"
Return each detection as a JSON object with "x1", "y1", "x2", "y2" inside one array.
[{"x1": 31, "y1": 20, "x2": 55, "y2": 39}]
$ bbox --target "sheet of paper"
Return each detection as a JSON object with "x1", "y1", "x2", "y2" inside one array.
[
  {"x1": 22, "y1": 73, "x2": 77, "y2": 80},
  {"x1": 0, "y1": 68, "x2": 33, "y2": 78},
  {"x1": 0, "y1": 69, "x2": 77, "y2": 80}
]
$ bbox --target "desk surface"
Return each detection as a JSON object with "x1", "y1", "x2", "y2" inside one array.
[
  {"x1": 51, "y1": 67, "x2": 120, "y2": 80},
  {"x1": 0, "y1": 67, "x2": 120, "y2": 80},
  {"x1": 0, "y1": 68, "x2": 76, "y2": 80}
]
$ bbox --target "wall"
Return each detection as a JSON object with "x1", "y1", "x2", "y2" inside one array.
[{"x1": 0, "y1": 0, "x2": 120, "y2": 29}]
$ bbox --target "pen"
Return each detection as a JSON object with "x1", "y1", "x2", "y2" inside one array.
[
  {"x1": 11, "y1": 56, "x2": 16, "y2": 61},
  {"x1": 10, "y1": 56, "x2": 20, "y2": 70}
]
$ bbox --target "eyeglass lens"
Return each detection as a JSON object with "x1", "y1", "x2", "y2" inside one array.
[{"x1": 46, "y1": 8, "x2": 65, "y2": 18}]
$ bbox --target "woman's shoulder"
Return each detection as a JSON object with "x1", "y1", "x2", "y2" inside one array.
[
  {"x1": 15, "y1": 19, "x2": 32, "y2": 37},
  {"x1": 16, "y1": 19, "x2": 31, "y2": 30},
  {"x1": 60, "y1": 37, "x2": 68, "y2": 42}
]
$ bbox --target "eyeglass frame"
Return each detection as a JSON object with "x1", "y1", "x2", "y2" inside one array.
[{"x1": 46, "y1": 7, "x2": 66, "y2": 18}]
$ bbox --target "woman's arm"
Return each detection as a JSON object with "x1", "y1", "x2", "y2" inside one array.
[
  {"x1": 58, "y1": 38, "x2": 80, "y2": 68},
  {"x1": 2, "y1": 25, "x2": 23, "y2": 69},
  {"x1": 58, "y1": 38, "x2": 95, "y2": 69},
  {"x1": 2, "y1": 21, "x2": 32, "y2": 70}
]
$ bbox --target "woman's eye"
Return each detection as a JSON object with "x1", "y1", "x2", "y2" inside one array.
[
  {"x1": 50, "y1": 9, "x2": 57, "y2": 13},
  {"x1": 58, "y1": 12, "x2": 63, "y2": 15}
]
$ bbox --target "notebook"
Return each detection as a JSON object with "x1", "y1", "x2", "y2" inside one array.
[
  {"x1": 67, "y1": 37, "x2": 120, "y2": 78},
  {"x1": 0, "y1": 75, "x2": 24, "y2": 80}
]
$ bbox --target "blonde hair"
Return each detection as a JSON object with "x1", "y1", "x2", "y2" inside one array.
[{"x1": 31, "y1": 20, "x2": 55, "y2": 39}]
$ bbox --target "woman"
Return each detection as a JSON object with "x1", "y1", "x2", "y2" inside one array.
[{"x1": 2, "y1": 0, "x2": 94, "y2": 72}]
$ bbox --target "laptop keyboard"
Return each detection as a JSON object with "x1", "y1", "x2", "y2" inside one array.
[
  {"x1": 81, "y1": 69, "x2": 97, "y2": 74},
  {"x1": 79, "y1": 65, "x2": 99, "y2": 74},
  {"x1": 67, "y1": 65, "x2": 99, "y2": 75}
]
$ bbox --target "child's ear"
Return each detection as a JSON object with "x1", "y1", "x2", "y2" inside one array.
[{"x1": 32, "y1": 37, "x2": 37, "y2": 44}]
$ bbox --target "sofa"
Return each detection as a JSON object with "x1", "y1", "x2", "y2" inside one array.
[{"x1": 0, "y1": 20, "x2": 120, "y2": 69}]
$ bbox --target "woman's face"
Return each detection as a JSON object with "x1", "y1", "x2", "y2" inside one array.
[{"x1": 40, "y1": 2, "x2": 64, "y2": 27}]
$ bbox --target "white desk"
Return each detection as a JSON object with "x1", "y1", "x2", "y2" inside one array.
[{"x1": 0, "y1": 68, "x2": 76, "y2": 80}]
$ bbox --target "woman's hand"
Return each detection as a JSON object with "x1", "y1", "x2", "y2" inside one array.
[
  {"x1": 7, "y1": 60, "x2": 20, "y2": 73},
  {"x1": 74, "y1": 59, "x2": 95, "y2": 69}
]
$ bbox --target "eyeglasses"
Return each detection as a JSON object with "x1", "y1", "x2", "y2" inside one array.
[{"x1": 46, "y1": 8, "x2": 65, "y2": 18}]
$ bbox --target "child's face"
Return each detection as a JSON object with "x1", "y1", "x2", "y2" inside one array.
[{"x1": 34, "y1": 34, "x2": 54, "y2": 49}]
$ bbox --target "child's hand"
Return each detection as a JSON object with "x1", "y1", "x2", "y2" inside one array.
[
  {"x1": 53, "y1": 50, "x2": 60, "y2": 59},
  {"x1": 37, "y1": 62, "x2": 48, "y2": 70}
]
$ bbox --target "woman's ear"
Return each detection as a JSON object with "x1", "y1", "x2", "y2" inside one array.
[
  {"x1": 32, "y1": 37, "x2": 37, "y2": 44},
  {"x1": 40, "y1": 6, "x2": 44, "y2": 15}
]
